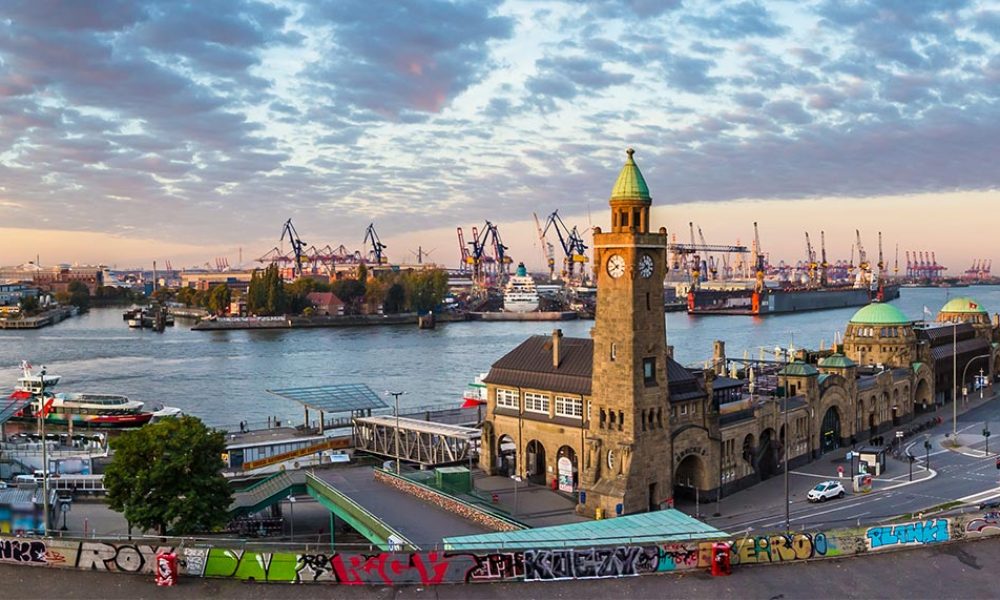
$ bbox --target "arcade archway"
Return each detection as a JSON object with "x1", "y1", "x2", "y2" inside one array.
[
  {"x1": 674, "y1": 454, "x2": 708, "y2": 500},
  {"x1": 525, "y1": 440, "x2": 547, "y2": 485},
  {"x1": 758, "y1": 428, "x2": 779, "y2": 479},
  {"x1": 820, "y1": 406, "x2": 842, "y2": 454},
  {"x1": 497, "y1": 434, "x2": 516, "y2": 477}
]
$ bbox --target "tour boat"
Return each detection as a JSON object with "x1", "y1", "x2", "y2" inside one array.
[
  {"x1": 10, "y1": 362, "x2": 181, "y2": 428},
  {"x1": 502, "y1": 263, "x2": 540, "y2": 312},
  {"x1": 461, "y1": 373, "x2": 488, "y2": 408}
]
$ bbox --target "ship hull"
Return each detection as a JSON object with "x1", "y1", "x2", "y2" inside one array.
[{"x1": 688, "y1": 284, "x2": 900, "y2": 315}]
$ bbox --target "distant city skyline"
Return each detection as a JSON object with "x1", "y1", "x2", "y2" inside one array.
[{"x1": 0, "y1": 1, "x2": 997, "y2": 273}]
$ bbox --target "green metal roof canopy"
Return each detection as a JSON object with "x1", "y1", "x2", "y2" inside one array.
[
  {"x1": 267, "y1": 383, "x2": 387, "y2": 414},
  {"x1": 442, "y1": 509, "x2": 726, "y2": 551}
]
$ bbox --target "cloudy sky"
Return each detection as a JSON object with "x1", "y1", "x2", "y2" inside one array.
[{"x1": 0, "y1": 0, "x2": 997, "y2": 273}]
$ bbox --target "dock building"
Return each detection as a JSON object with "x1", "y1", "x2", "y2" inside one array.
[{"x1": 478, "y1": 149, "x2": 1000, "y2": 517}]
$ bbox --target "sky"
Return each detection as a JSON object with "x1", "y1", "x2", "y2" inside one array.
[{"x1": 0, "y1": 0, "x2": 997, "y2": 273}]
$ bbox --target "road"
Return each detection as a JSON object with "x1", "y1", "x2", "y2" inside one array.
[
  {"x1": 698, "y1": 390, "x2": 1000, "y2": 533},
  {"x1": 5, "y1": 535, "x2": 1000, "y2": 599}
]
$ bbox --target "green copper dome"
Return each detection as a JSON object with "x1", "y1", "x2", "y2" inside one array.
[
  {"x1": 818, "y1": 354, "x2": 857, "y2": 369},
  {"x1": 610, "y1": 148, "x2": 651, "y2": 203},
  {"x1": 939, "y1": 297, "x2": 987, "y2": 314},
  {"x1": 849, "y1": 303, "x2": 910, "y2": 325},
  {"x1": 779, "y1": 361, "x2": 819, "y2": 377}
]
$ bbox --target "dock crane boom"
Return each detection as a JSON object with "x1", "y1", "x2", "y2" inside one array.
[
  {"x1": 363, "y1": 223, "x2": 387, "y2": 265},
  {"x1": 533, "y1": 212, "x2": 556, "y2": 280},
  {"x1": 753, "y1": 222, "x2": 765, "y2": 293},
  {"x1": 805, "y1": 232, "x2": 817, "y2": 285},
  {"x1": 820, "y1": 231, "x2": 828, "y2": 286},
  {"x1": 541, "y1": 210, "x2": 588, "y2": 282},
  {"x1": 280, "y1": 218, "x2": 307, "y2": 277}
]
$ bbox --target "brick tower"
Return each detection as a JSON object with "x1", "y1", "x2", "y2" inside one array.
[{"x1": 580, "y1": 148, "x2": 671, "y2": 517}]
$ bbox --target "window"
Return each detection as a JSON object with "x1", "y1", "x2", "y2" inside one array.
[
  {"x1": 646, "y1": 292, "x2": 651, "y2": 311},
  {"x1": 524, "y1": 392, "x2": 550, "y2": 414},
  {"x1": 555, "y1": 396, "x2": 583, "y2": 419},
  {"x1": 643, "y1": 357, "x2": 656, "y2": 385},
  {"x1": 610, "y1": 343, "x2": 617, "y2": 361},
  {"x1": 680, "y1": 404, "x2": 688, "y2": 415},
  {"x1": 496, "y1": 388, "x2": 518, "y2": 410}
]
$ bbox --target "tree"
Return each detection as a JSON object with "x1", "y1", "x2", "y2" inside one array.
[
  {"x1": 18, "y1": 294, "x2": 39, "y2": 315},
  {"x1": 384, "y1": 282, "x2": 406, "y2": 314},
  {"x1": 331, "y1": 278, "x2": 365, "y2": 314},
  {"x1": 66, "y1": 281, "x2": 90, "y2": 310},
  {"x1": 207, "y1": 284, "x2": 232, "y2": 315},
  {"x1": 104, "y1": 416, "x2": 232, "y2": 536}
]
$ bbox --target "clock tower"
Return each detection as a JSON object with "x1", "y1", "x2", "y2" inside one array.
[{"x1": 580, "y1": 148, "x2": 671, "y2": 516}]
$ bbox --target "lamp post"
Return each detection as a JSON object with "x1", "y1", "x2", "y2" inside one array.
[
  {"x1": 981, "y1": 368, "x2": 986, "y2": 400},
  {"x1": 984, "y1": 421, "x2": 991, "y2": 456},
  {"x1": 385, "y1": 391, "x2": 406, "y2": 474},
  {"x1": 957, "y1": 354, "x2": 992, "y2": 438},
  {"x1": 286, "y1": 494, "x2": 296, "y2": 541},
  {"x1": 783, "y1": 383, "x2": 790, "y2": 533},
  {"x1": 38, "y1": 367, "x2": 50, "y2": 535},
  {"x1": 952, "y1": 322, "x2": 957, "y2": 437}
]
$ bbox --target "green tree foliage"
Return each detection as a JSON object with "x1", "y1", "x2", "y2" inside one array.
[
  {"x1": 247, "y1": 264, "x2": 288, "y2": 316},
  {"x1": 65, "y1": 281, "x2": 91, "y2": 310},
  {"x1": 104, "y1": 416, "x2": 232, "y2": 536},
  {"x1": 383, "y1": 282, "x2": 406, "y2": 314},
  {"x1": 207, "y1": 284, "x2": 232, "y2": 315},
  {"x1": 405, "y1": 269, "x2": 448, "y2": 313},
  {"x1": 331, "y1": 278, "x2": 366, "y2": 313},
  {"x1": 175, "y1": 287, "x2": 197, "y2": 307},
  {"x1": 18, "y1": 294, "x2": 39, "y2": 315}
]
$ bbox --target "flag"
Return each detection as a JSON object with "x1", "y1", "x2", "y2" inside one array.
[
  {"x1": 970, "y1": 301, "x2": 979, "y2": 309},
  {"x1": 923, "y1": 306, "x2": 933, "y2": 319}
]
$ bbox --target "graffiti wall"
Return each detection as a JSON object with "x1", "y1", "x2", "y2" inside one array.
[
  {"x1": 864, "y1": 519, "x2": 949, "y2": 550},
  {"x1": 0, "y1": 512, "x2": 994, "y2": 585}
]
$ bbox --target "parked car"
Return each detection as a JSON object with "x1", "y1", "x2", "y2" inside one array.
[{"x1": 807, "y1": 480, "x2": 846, "y2": 502}]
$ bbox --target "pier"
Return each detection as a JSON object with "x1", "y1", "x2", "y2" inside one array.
[{"x1": 0, "y1": 307, "x2": 75, "y2": 329}]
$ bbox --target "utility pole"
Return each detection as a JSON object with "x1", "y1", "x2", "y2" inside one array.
[
  {"x1": 385, "y1": 391, "x2": 406, "y2": 474},
  {"x1": 952, "y1": 323, "x2": 958, "y2": 439},
  {"x1": 39, "y1": 368, "x2": 50, "y2": 535},
  {"x1": 783, "y1": 383, "x2": 790, "y2": 533}
]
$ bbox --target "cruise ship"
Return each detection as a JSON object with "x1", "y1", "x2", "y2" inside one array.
[{"x1": 503, "y1": 263, "x2": 540, "y2": 312}]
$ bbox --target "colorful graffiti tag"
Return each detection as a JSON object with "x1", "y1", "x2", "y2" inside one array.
[
  {"x1": 865, "y1": 519, "x2": 949, "y2": 550},
  {"x1": 966, "y1": 512, "x2": 1000, "y2": 535},
  {"x1": 730, "y1": 533, "x2": 831, "y2": 564}
]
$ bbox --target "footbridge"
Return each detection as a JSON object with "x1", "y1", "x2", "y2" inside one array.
[
  {"x1": 228, "y1": 466, "x2": 489, "y2": 550},
  {"x1": 353, "y1": 416, "x2": 479, "y2": 467}
]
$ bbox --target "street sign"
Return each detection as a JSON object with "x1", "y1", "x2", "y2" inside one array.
[
  {"x1": 896, "y1": 431, "x2": 903, "y2": 439},
  {"x1": 845, "y1": 451, "x2": 854, "y2": 461}
]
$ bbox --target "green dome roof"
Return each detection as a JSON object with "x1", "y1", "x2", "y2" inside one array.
[
  {"x1": 779, "y1": 361, "x2": 819, "y2": 377},
  {"x1": 818, "y1": 354, "x2": 857, "y2": 369},
  {"x1": 610, "y1": 148, "x2": 651, "y2": 203},
  {"x1": 849, "y1": 303, "x2": 910, "y2": 325},
  {"x1": 939, "y1": 297, "x2": 987, "y2": 314}
]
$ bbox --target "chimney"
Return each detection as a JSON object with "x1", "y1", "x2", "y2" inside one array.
[
  {"x1": 552, "y1": 329, "x2": 563, "y2": 368},
  {"x1": 712, "y1": 340, "x2": 726, "y2": 375},
  {"x1": 665, "y1": 345, "x2": 674, "y2": 360}
]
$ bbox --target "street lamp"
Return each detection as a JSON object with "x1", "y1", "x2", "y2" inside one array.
[
  {"x1": 38, "y1": 367, "x2": 50, "y2": 535},
  {"x1": 286, "y1": 494, "x2": 296, "y2": 541},
  {"x1": 783, "y1": 383, "x2": 790, "y2": 533},
  {"x1": 957, "y1": 353, "x2": 992, "y2": 437},
  {"x1": 385, "y1": 390, "x2": 406, "y2": 475}
]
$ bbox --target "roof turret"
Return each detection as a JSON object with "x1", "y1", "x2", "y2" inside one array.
[{"x1": 610, "y1": 148, "x2": 651, "y2": 204}]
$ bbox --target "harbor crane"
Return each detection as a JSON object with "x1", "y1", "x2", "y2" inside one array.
[
  {"x1": 363, "y1": 223, "x2": 387, "y2": 265},
  {"x1": 532, "y1": 213, "x2": 557, "y2": 281},
  {"x1": 281, "y1": 218, "x2": 307, "y2": 277},
  {"x1": 820, "y1": 231, "x2": 829, "y2": 286},
  {"x1": 541, "y1": 210, "x2": 589, "y2": 283},
  {"x1": 667, "y1": 223, "x2": 749, "y2": 287},
  {"x1": 461, "y1": 221, "x2": 513, "y2": 286},
  {"x1": 456, "y1": 227, "x2": 472, "y2": 274},
  {"x1": 804, "y1": 232, "x2": 817, "y2": 286},
  {"x1": 753, "y1": 222, "x2": 766, "y2": 293}
]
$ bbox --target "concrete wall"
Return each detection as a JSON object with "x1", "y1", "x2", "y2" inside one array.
[{"x1": 0, "y1": 510, "x2": 997, "y2": 584}]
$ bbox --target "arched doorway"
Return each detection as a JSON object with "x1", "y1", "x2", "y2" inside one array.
[
  {"x1": 497, "y1": 434, "x2": 516, "y2": 477},
  {"x1": 892, "y1": 389, "x2": 900, "y2": 425},
  {"x1": 742, "y1": 434, "x2": 756, "y2": 476},
  {"x1": 820, "y1": 406, "x2": 842, "y2": 454},
  {"x1": 556, "y1": 446, "x2": 578, "y2": 493},
  {"x1": 915, "y1": 379, "x2": 932, "y2": 412},
  {"x1": 674, "y1": 454, "x2": 708, "y2": 500},
  {"x1": 525, "y1": 440, "x2": 546, "y2": 485},
  {"x1": 758, "y1": 428, "x2": 779, "y2": 479}
]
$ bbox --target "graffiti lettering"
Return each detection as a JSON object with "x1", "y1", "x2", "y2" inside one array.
[
  {"x1": 296, "y1": 554, "x2": 338, "y2": 582},
  {"x1": 732, "y1": 533, "x2": 829, "y2": 564},
  {"x1": 329, "y1": 551, "x2": 459, "y2": 586},
  {"x1": 76, "y1": 542, "x2": 171, "y2": 573},
  {"x1": 465, "y1": 552, "x2": 524, "y2": 582},
  {"x1": 0, "y1": 539, "x2": 47, "y2": 564},
  {"x1": 967, "y1": 513, "x2": 1000, "y2": 534},
  {"x1": 181, "y1": 547, "x2": 207, "y2": 577},
  {"x1": 866, "y1": 519, "x2": 949, "y2": 549},
  {"x1": 524, "y1": 547, "x2": 644, "y2": 581}
]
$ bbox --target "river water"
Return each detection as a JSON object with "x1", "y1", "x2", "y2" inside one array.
[{"x1": 3, "y1": 286, "x2": 998, "y2": 430}]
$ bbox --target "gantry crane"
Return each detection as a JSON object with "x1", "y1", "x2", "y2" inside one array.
[
  {"x1": 820, "y1": 231, "x2": 829, "y2": 286},
  {"x1": 533, "y1": 213, "x2": 557, "y2": 281},
  {"x1": 805, "y1": 232, "x2": 817, "y2": 286},
  {"x1": 541, "y1": 210, "x2": 588, "y2": 283},
  {"x1": 281, "y1": 218, "x2": 307, "y2": 277},
  {"x1": 363, "y1": 223, "x2": 387, "y2": 265}
]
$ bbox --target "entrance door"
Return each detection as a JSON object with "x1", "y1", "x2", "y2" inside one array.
[{"x1": 820, "y1": 406, "x2": 842, "y2": 454}]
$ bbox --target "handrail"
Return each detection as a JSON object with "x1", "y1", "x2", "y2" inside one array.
[
  {"x1": 241, "y1": 437, "x2": 350, "y2": 471},
  {"x1": 304, "y1": 472, "x2": 416, "y2": 551}
]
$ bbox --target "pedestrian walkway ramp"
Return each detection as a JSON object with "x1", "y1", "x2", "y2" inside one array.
[{"x1": 0, "y1": 394, "x2": 32, "y2": 425}]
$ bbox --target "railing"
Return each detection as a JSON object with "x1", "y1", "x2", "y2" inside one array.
[{"x1": 304, "y1": 472, "x2": 416, "y2": 551}]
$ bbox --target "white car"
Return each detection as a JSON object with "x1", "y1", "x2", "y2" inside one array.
[{"x1": 807, "y1": 480, "x2": 846, "y2": 502}]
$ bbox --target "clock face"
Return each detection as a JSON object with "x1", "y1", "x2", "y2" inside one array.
[
  {"x1": 607, "y1": 449, "x2": 615, "y2": 469},
  {"x1": 607, "y1": 254, "x2": 626, "y2": 279},
  {"x1": 638, "y1": 254, "x2": 655, "y2": 278}
]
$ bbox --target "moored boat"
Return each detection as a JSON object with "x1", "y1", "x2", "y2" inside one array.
[
  {"x1": 503, "y1": 263, "x2": 540, "y2": 312},
  {"x1": 10, "y1": 362, "x2": 181, "y2": 428}
]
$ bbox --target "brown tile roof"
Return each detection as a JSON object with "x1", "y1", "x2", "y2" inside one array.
[
  {"x1": 483, "y1": 335, "x2": 703, "y2": 399},
  {"x1": 917, "y1": 323, "x2": 976, "y2": 345},
  {"x1": 307, "y1": 292, "x2": 344, "y2": 307}
]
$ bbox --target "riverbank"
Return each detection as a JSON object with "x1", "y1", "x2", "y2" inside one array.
[{"x1": 190, "y1": 310, "x2": 590, "y2": 330}]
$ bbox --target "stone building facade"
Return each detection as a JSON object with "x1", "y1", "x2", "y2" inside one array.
[{"x1": 478, "y1": 149, "x2": 1000, "y2": 517}]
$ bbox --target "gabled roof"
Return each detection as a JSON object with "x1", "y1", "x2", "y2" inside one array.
[
  {"x1": 818, "y1": 354, "x2": 857, "y2": 369},
  {"x1": 306, "y1": 291, "x2": 344, "y2": 306}
]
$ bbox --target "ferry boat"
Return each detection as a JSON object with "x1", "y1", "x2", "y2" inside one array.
[
  {"x1": 503, "y1": 263, "x2": 540, "y2": 312},
  {"x1": 461, "y1": 373, "x2": 488, "y2": 408},
  {"x1": 10, "y1": 362, "x2": 181, "y2": 428}
]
